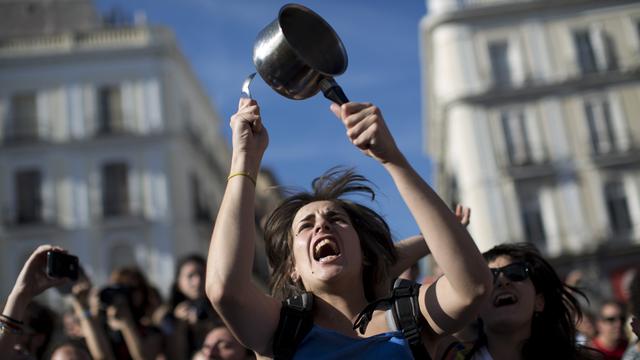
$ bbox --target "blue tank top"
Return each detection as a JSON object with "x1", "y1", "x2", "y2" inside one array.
[{"x1": 292, "y1": 324, "x2": 414, "y2": 359}]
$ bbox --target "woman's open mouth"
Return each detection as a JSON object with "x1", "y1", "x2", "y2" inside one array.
[
  {"x1": 493, "y1": 293, "x2": 518, "y2": 307},
  {"x1": 313, "y1": 238, "x2": 342, "y2": 263}
]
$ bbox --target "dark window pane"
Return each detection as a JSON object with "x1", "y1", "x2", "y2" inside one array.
[
  {"x1": 573, "y1": 31, "x2": 597, "y2": 74},
  {"x1": 191, "y1": 175, "x2": 210, "y2": 222},
  {"x1": 520, "y1": 194, "x2": 546, "y2": 248},
  {"x1": 15, "y1": 169, "x2": 42, "y2": 223},
  {"x1": 501, "y1": 110, "x2": 532, "y2": 165},
  {"x1": 584, "y1": 98, "x2": 616, "y2": 154},
  {"x1": 585, "y1": 102, "x2": 600, "y2": 152},
  {"x1": 9, "y1": 93, "x2": 38, "y2": 142},
  {"x1": 604, "y1": 181, "x2": 632, "y2": 237},
  {"x1": 489, "y1": 41, "x2": 512, "y2": 86},
  {"x1": 448, "y1": 175, "x2": 460, "y2": 210},
  {"x1": 97, "y1": 86, "x2": 123, "y2": 134},
  {"x1": 102, "y1": 162, "x2": 129, "y2": 217}
]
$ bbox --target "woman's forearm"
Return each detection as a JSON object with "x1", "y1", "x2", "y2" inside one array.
[
  {"x1": 383, "y1": 157, "x2": 491, "y2": 302},
  {"x1": 71, "y1": 302, "x2": 115, "y2": 360},
  {"x1": 206, "y1": 153, "x2": 259, "y2": 300},
  {"x1": 0, "y1": 290, "x2": 29, "y2": 355},
  {"x1": 119, "y1": 319, "x2": 149, "y2": 360}
]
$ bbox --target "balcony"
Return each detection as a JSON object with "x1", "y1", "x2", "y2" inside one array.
[
  {"x1": 506, "y1": 160, "x2": 555, "y2": 180},
  {"x1": 2, "y1": 117, "x2": 43, "y2": 146},
  {"x1": 590, "y1": 144, "x2": 640, "y2": 169},
  {"x1": 1, "y1": 208, "x2": 61, "y2": 237}
]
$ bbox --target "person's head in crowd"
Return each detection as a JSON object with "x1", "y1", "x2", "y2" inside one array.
[
  {"x1": 263, "y1": 168, "x2": 397, "y2": 302},
  {"x1": 594, "y1": 300, "x2": 628, "y2": 348},
  {"x1": 49, "y1": 342, "x2": 91, "y2": 360},
  {"x1": 194, "y1": 325, "x2": 253, "y2": 360},
  {"x1": 478, "y1": 242, "x2": 589, "y2": 359},
  {"x1": 62, "y1": 308, "x2": 83, "y2": 339},
  {"x1": 108, "y1": 266, "x2": 155, "y2": 322},
  {"x1": 14, "y1": 301, "x2": 57, "y2": 359},
  {"x1": 170, "y1": 254, "x2": 207, "y2": 308}
]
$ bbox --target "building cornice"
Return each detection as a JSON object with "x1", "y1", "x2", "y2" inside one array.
[{"x1": 423, "y1": 0, "x2": 639, "y2": 31}]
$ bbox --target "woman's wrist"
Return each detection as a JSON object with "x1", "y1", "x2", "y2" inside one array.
[
  {"x1": 381, "y1": 151, "x2": 410, "y2": 172},
  {"x1": 3, "y1": 289, "x2": 30, "y2": 322},
  {"x1": 230, "y1": 154, "x2": 260, "y2": 178}
]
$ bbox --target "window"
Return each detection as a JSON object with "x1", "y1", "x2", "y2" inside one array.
[
  {"x1": 573, "y1": 30, "x2": 598, "y2": 74},
  {"x1": 573, "y1": 28, "x2": 618, "y2": 74},
  {"x1": 9, "y1": 93, "x2": 38, "y2": 142},
  {"x1": 102, "y1": 162, "x2": 129, "y2": 217},
  {"x1": 488, "y1": 41, "x2": 512, "y2": 87},
  {"x1": 191, "y1": 175, "x2": 211, "y2": 222},
  {"x1": 520, "y1": 194, "x2": 546, "y2": 248},
  {"x1": 584, "y1": 98, "x2": 616, "y2": 155},
  {"x1": 448, "y1": 175, "x2": 460, "y2": 209},
  {"x1": 604, "y1": 180, "x2": 632, "y2": 238},
  {"x1": 501, "y1": 109, "x2": 532, "y2": 165},
  {"x1": 15, "y1": 169, "x2": 42, "y2": 224},
  {"x1": 97, "y1": 85, "x2": 124, "y2": 134}
]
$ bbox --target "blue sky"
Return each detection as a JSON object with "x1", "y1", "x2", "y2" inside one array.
[{"x1": 96, "y1": 0, "x2": 431, "y2": 240}]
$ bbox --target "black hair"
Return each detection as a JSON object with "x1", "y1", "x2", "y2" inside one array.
[
  {"x1": 169, "y1": 253, "x2": 207, "y2": 309},
  {"x1": 481, "y1": 243, "x2": 595, "y2": 360}
]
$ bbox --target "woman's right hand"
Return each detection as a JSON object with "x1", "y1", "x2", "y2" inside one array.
[
  {"x1": 230, "y1": 98, "x2": 269, "y2": 170},
  {"x1": 12, "y1": 245, "x2": 70, "y2": 301}
]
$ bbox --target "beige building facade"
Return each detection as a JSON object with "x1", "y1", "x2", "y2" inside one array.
[
  {"x1": 0, "y1": 0, "x2": 278, "y2": 300},
  {"x1": 421, "y1": 0, "x2": 640, "y2": 297}
]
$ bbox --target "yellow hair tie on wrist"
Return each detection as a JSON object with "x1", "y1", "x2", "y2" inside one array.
[{"x1": 227, "y1": 172, "x2": 256, "y2": 186}]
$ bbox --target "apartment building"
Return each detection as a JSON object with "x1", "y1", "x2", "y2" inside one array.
[{"x1": 421, "y1": 0, "x2": 640, "y2": 297}]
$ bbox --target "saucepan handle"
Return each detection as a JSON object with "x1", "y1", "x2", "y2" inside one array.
[{"x1": 319, "y1": 77, "x2": 349, "y2": 105}]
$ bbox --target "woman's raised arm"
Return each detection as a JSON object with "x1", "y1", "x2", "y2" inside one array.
[
  {"x1": 330, "y1": 102, "x2": 492, "y2": 335},
  {"x1": 205, "y1": 98, "x2": 280, "y2": 355}
]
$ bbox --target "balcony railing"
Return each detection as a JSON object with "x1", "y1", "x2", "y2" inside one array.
[{"x1": 0, "y1": 26, "x2": 169, "y2": 56}]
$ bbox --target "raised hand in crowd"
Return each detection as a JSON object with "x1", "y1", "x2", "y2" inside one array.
[
  {"x1": 101, "y1": 267, "x2": 163, "y2": 360},
  {"x1": 0, "y1": 245, "x2": 72, "y2": 358},
  {"x1": 66, "y1": 267, "x2": 115, "y2": 360}
]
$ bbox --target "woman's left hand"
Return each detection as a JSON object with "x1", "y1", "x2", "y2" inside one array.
[{"x1": 330, "y1": 102, "x2": 402, "y2": 164}]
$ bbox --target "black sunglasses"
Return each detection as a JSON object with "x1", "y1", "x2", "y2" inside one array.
[{"x1": 490, "y1": 262, "x2": 530, "y2": 283}]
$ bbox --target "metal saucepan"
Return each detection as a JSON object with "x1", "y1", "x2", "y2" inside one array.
[{"x1": 253, "y1": 3, "x2": 349, "y2": 105}]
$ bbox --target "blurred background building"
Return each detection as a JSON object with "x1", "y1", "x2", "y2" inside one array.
[
  {"x1": 421, "y1": 0, "x2": 640, "y2": 299},
  {"x1": 0, "y1": 0, "x2": 279, "y2": 299}
]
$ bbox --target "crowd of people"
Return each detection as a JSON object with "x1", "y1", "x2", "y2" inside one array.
[{"x1": 1, "y1": 97, "x2": 639, "y2": 360}]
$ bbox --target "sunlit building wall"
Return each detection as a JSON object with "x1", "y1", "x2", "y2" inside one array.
[
  {"x1": 0, "y1": 0, "x2": 275, "y2": 298},
  {"x1": 421, "y1": 0, "x2": 640, "y2": 297}
]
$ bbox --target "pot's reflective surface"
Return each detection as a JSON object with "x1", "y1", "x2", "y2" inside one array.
[{"x1": 253, "y1": 4, "x2": 347, "y2": 100}]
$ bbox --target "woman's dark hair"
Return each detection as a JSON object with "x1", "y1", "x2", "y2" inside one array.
[
  {"x1": 264, "y1": 167, "x2": 397, "y2": 301},
  {"x1": 25, "y1": 301, "x2": 56, "y2": 359},
  {"x1": 169, "y1": 254, "x2": 206, "y2": 309},
  {"x1": 110, "y1": 266, "x2": 154, "y2": 322},
  {"x1": 482, "y1": 243, "x2": 591, "y2": 360}
]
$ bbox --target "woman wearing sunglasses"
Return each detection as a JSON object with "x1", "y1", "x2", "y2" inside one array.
[{"x1": 442, "y1": 242, "x2": 601, "y2": 359}]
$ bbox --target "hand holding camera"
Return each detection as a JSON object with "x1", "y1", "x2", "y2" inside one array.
[{"x1": 3, "y1": 245, "x2": 78, "y2": 332}]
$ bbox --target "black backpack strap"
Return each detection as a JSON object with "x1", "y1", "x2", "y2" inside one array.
[
  {"x1": 272, "y1": 292, "x2": 314, "y2": 360},
  {"x1": 391, "y1": 278, "x2": 430, "y2": 360}
]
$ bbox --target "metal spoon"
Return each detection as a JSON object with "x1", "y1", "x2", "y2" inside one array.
[{"x1": 241, "y1": 72, "x2": 256, "y2": 99}]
